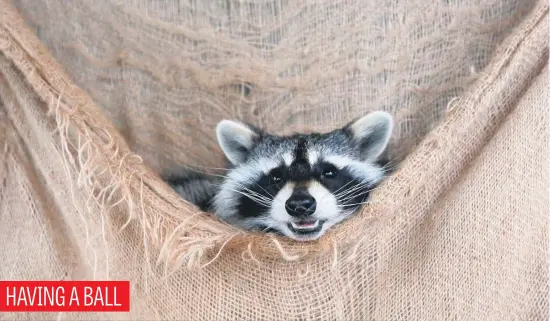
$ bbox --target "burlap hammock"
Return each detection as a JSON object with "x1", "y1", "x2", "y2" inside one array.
[{"x1": 0, "y1": 0, "x2": 548, "y2": 319}]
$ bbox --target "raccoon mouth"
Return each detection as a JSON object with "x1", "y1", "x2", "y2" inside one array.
[{"x1": 287, "y1": 220, "x2": 324, "y2": 234}]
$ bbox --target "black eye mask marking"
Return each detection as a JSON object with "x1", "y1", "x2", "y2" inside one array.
[
  {"x1": 314, "y1": 162, "x2": 371, "y2": 210},
  {"x1": 236, "y1": 165, "x2": 286, "y2": 218},
  {"x1": 319, "y1": 163, "x2": 339, "y2": 179},
  {"x1": 268, "y1": 166, "x2": 285, "y2": 184}
]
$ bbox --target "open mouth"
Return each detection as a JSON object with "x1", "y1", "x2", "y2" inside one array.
[{"x1": 287, "y1": 220, "x2": 324, "y2": 235}]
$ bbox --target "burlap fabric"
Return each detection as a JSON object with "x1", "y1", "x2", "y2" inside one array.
[{"x1": 0, "y1": 0, "x2": 548, "y2": 319}]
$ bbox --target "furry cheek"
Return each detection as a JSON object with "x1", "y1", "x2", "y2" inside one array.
[
  {"x1": 211, "y1": 163, "x2": 263, "y2": 220},
  {"x1": 306, "y1": 181, "x2": 341, "y2": 220}
]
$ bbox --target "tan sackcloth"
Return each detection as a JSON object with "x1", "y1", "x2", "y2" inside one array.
[{"x1": 0, "y1": 0, "x2": 548, "y2": 319}]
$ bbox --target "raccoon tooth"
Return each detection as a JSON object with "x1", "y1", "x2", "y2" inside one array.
[{"x1": 290, "y1": 220, "x2": 319, "y2": 229}]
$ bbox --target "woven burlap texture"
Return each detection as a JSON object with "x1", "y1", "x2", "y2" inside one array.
[{"x1": 0, "y1": 0, "x2": 548, "y2": 320}]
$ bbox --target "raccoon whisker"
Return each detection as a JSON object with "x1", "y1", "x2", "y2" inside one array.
[
  {"x1": 252, "y1": 183, "x2": 275, "y2": 198},
  {"x1": 335, "y1": 184, "x2": 368, "y2": 198},
  {"x1": 337, "y1": 191, "x2": 371, "y2": 204},
  {"x1": 238, "y1": 193, "x2": 272, "y2": 206},
  {"x1": 382, "y1": 156, "x2": 399, "y2": 166},
  {"x1": 333, "y1": 179, "x2": 371, "y2": 196},
  {"x1": 337, "y1": 184, "x2": 382, "y2": 201},
  {"x1": 225, "y1": 166, "x2": 281, "y2": 196},
  {"x1": 380, "y1": 157, "x2": 400, "y2": 174},
  {"x1": 334, "y1": 182, "x2": 371, "y2": 199},
  {"x1": 381, "y1": 155, "x2": 400, "y2": 165},
  {"x1": 182, "y1": 163, "x2": 230, "y2": 172},
  {"x1": 232, "y1": 183, "x2": 271, "y2": 198},
  {"x1": 338, "y1": 200, "x2": 383, "y2": 207},
  {"x1": 242, "y1": 197, "x2": 272, "y2": 208},
  {"x1": 338, "y1": 186, "x2": 383, "y2": 204},
  {"x1": 199, "y1": 173, "x2": 230, "y2": 180},
  {"x1": 223, "y1": 188, "x2": 273, "y2": 207},
  {"x1": 211, "y1": 181, "x2": 273, "y2": 203},
  {"x1": 261, "y1": 223, "x2": 277, "y2": 233},
  {"x1": 332, "y1": 180, "x2": 355, "y2": 195},
  {"x1": 241, "y1": 218, "x2": 276, "y2": 232},
  {"x1": 338, "y1": 194, "x2": 368, "y2": 204},
  {"x1": 235, "y1": 185, "x2": 274, "y2": 203},
  {"x1": 335, "y1": 188, "x2": 363, "y2": 201},
  {"x1": 169, "y1": 163, "x2": 230, "y2": 178},
  {"x1": 337, "y1": 183, "x2": 372, "y2": 197},
  {"x1": 338, "y1": 196, "x2": 368, "y2": 205},
  {"x1": 212, "y1": 186, "x2": 273, "y2": 207}
]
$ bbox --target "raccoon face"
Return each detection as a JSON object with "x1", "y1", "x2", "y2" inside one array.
[{"x1": 212, "y1": 111, "x2": 393, "y2": 242}]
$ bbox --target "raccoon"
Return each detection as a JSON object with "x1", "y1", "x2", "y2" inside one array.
[{"x1": 167, "y1": 111, "x2": 394, "y2": 242}]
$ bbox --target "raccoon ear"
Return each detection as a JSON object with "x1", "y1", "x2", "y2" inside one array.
[
  {"x1": 216, "y1": 120, "x2": 260, "y2": 165},
  {"x1": 344, "y1": 111, "x2": 393, "y2": 162}
]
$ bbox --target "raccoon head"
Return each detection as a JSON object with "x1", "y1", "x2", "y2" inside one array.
[{"x1": 212, "y1": 111, "x2": 393, "y2": 241}]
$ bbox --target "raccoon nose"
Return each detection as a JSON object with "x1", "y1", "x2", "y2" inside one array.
[{"x1": 285, "y1": 191, "x2": 317, "y2": 217}]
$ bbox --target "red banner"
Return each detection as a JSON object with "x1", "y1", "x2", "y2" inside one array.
[{"x1": 0, "y1": 281, "x2": 130, "y2": 312}]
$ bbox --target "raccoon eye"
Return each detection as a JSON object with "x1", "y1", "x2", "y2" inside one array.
[
  {"x1": 321, "y1": 165, "x2": 338, "y2": 178},
  {"x1": 269, "y1": 168, "x2": 284, "y2": 182}
]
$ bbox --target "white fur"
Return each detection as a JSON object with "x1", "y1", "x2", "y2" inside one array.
[
  {"x1": 307, "y1": 149, "x2": 320, "y2": 165},
  {"x1": 306, "y1": 181, "x2": 340, "y2": 221},
  {"x1": 348, "y1": 111, "x2": 393, "y2": 161},
  {"x1": 282, "y1": 152, "x2": 293, "y2": 166},
  {"x1": 216, "y1": 120, "x2": 259, "y2": 165}
]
